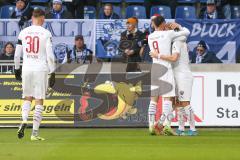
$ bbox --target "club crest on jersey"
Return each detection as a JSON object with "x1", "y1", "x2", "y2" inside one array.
[{"x1": 179, "y1": 90, "x2": 184, "y2": 96}]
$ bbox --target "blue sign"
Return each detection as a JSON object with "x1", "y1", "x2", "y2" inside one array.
[{"x1": 176, "y1": 19, "x2": 240, "y2": 63}]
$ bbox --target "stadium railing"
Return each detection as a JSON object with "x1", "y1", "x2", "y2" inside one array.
[{"x1": 0, "y1": 61, "x2": 14, "y2": 74}]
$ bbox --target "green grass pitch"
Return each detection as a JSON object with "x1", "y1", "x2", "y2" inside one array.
[{"x1": 0, "y1": 128, "x2": 240, "y2": 160}]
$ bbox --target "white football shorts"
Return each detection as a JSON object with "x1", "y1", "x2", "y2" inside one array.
[{"x1": 22, "y1": 71, "x2": 48, "y2": 99}]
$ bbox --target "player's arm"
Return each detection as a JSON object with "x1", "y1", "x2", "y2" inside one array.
[
  {"x1": 150, "y1": 40, "x2": 181, "y2": 62},
  {"x1": 14, "y1": 40, "x2": 22, "y2": 70},
  {"x1": 46, "y1": 35, "x2": 56, "y2": 73},
  {"x1": 170, "y1": 23, "x2": 190, "y2": 39},
  {"x1": 159, "y1": 53, "x2": 180, "y2": 62},
  {"x1": 149, "y1": 49, "x2": 179, "y2": 62},
  {"x1": 46, "y1": 34, "x2": 56, "y2": 87},
  {"x1": 160, "y1": 40, "x2": 181, "y2": 62},
  {"x1": 174, "y1": 27, "x2": 190, "y2": 38},
  {"x1": 14, "y1": 36, "x2": 23, "y2": 81}
]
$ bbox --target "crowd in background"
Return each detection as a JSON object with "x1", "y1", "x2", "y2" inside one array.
[
  {"x1": 1, "y1": 0, "x2": 240, "y2": 20},
  {"x1": 0, "y1": 0, "x2": 237, "y2": 66}
]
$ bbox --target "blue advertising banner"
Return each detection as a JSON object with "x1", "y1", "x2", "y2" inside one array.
[{"x1": 176, "y1": 19, "x2": 240, "y2": 63}]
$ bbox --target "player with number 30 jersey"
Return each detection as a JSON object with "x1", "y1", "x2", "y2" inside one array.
[{"x1": 14, "y1": 9, "x2": 56, "y2": 141}]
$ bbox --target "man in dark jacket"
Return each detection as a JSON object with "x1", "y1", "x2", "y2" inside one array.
[
  {"x1": 45, "y1": 0, "x2": 73, "y2": 19},
  {"x1": 67, "y1": 35, "x2": 93, "y2": 64},
  {"x1": 120, "y1": 17, "x2": 143, "y2": 72},
  {"x1": 230, "y1": 0, "x2": 240, "y2": 5},
  {"x1": 99, "y1": 3, "x2": 120, "y2": 19},
  {"x1": 11, "y1": 0, "x2": 33, "y2": 28},
  {"x1": 215, "y1": 0, "x2": 231, "y2": 19},
  {"x1": 191, "y1": 40, "x2": 222, "y2": 63},
  {"x1": 0, "y1": 0, "x2": 15, "y2": 6},
  {"x1": 199, "y1": 0, "x2": 225, "y2": 19},
  {"x1": 72, "y1": 0, "x2": 96, "y2": 19}
]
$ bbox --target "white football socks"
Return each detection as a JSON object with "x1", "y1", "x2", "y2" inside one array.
[
  {"x1": 148, "y1": 101, "x2": 157, "y2": 128},
  {"x1": 177, "y1": 107, "x2": 185, "y2": 131},
  {"x1": 21, "y1": 100, "x2": 31, "y2": 123},
  {"x1": 158, "y1": 100, "x2": 172, "y2": 126},
  {"x1": 32, "y1": 105, "x2": 44, "y2": 136},
  {"x1": 184, "y1": 105, "x2": 196, "y2": 131}
]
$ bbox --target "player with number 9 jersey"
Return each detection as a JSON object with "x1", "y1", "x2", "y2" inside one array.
[{"x1": 148, "y1": 24, "x2": 190, "y2": 97}]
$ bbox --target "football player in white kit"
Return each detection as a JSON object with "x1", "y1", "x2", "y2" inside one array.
[
  {"x1": 147, "y1": 16, "x2": 190, "y2": 135},
  {"x1": 157, "y1": 23, "x2": 197, "y2": 136},
  {"x1": 14, "y1": 9, "x2": 56, "y2": 141}
]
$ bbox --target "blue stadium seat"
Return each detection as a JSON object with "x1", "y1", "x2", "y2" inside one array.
[
  {"x1": 125, "y1": 0, "x2": 144, "y2": 3},
  {"x1": 199, "y1": 0, "x2": 207, "y2": 3},
  {"x1": 150, "y1": 6, "x2": 172, "y2": 19},
  {"x1": 175, "y1": 6, "x2": 196, "y2": 19},
  {"x1": 32, "y1": 5, "x2": 46, "y2": 11},
  {"x1": 31, "y1": 0, "x2": 49, "y2": 2},
  {"x1": 177, "y1": 0, "x2": 197, "y2": 3},
  {"x1": 99, "y1": 6, "x2": 121, "y2": 18},
  {"x1": 100, "y1": 0, "x2": 122, "y2": 3},
  {"x1": 126, "y1": 5, "x2": 146, "y2": 18},
  {"x1": 0, "y1": 5, "x2": 15, "y2": 18},
  {"x1": 84, "y1": 6, "x2": 96, "y2": 19},
  {"x1": 231, "y1": 6, "x2": 240, "y2": 19}
]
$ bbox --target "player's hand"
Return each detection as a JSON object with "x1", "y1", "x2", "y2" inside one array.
[
  {"x1": 165, "y1": 23, "x2": 171, "y2": 30},
  {"x1": 124, "y1": 49, "x2": 130, "y2": 56},
  {"x1": 67, "y1": 50, "x2": 72, "y2": 63},
  {"x1": 169, "y1": 22, "x2": 180, "y2": 30},
  {"x1": 18, "y1": 16, "x2": 26, "y2": 27},
  {"x1": 127, "y1": 50, "x2": 134, "y2": 56},
  {"x1": 14, "y1": 69, "x2": 22, "y2": 81},
  {"x1": 149, "y1": 50, "x2": 159, "y2": 59},
  {"x1": 49, "y1": 73, "x2": 55, "y2": 88}
]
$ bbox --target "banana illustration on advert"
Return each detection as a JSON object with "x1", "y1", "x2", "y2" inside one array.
[{"x1": 94, "y1": 81, "x2": 142, "y2": 120}]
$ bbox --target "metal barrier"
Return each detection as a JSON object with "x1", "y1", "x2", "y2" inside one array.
[{"x1": 0, "y1": 60, "x2": 14, "y2": 74}]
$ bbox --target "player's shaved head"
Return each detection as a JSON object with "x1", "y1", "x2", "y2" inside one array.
[{"x1": 32, "y1": 8, "x2": 45, "y2": 18}]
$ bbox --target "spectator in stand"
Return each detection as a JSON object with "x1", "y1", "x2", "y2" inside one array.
[
  {"x1": 0, "y1": 42, "x2": 15, "y2": 60},
  {"x1": 45, "y1": 0, "x2": 73, "y2": 19},
  {"x1": 144, "y1": 0, "x2": 177, "y2": 18},
  {"x1": 199, "y1": 0, "x2": 225, "y2": 19},
  {"x1": 0, "y1": 42, "x2": 15, "y2": 73},
  {"x1": 0, "y1": 0, "x2": 15, "y2": 6},
  {"x1": 191, "y1": 40, "x2": 222, "y2": 63},
  {"x1": 230, "y1": 0, "x2": 240, "y2": 5},
  {"x1": 66, "y1": 35, "x2": 93, "y2": 64},
  {"x1": 120, "y1": 17, "x2": 143, "y2": 72},
  {"x1": 72, "y1": 0, "x2": 96, "y2": 19},
  {"x1": 99, "y1": 3, "x2": 120, "y2": 19},
  {"x1": 215, "y1": 0, "x2": 231, "y2": 19},
  {"x1": 11, "y1": 0, "x2": 33, "y2": 29}
]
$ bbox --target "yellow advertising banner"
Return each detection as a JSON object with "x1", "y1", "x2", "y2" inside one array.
[{"x1": 0, "y1": 99, "x2": 74, "y2": 124}]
